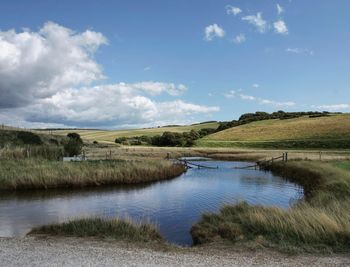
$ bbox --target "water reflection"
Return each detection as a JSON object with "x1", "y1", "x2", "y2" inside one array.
[{"x1": 0, "y1": 160, "x2": 303, "y2": 245}]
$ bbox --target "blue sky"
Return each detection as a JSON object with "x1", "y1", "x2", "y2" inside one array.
[{"x1": 0, "y1": 0, "x2": 349, "y2": 128}]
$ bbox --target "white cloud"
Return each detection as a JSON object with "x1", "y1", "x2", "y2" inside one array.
[
  {"x1": 286, "y1": 48, "x2": 314, "y2": 56},
  {"x1": 226, "y1": 5, "x2": 242, "y2": 16},
  {"x1": 233, "y1": 34, "x2": 246, "y2": 44},
  {"x1": 204, "y1": 24, "x2": 225, "y2": 41},
  {"x1": 252, "y1": 84, "x2": 260, "y2": 88},
  {"x1": 0, "y1": 22, "x2": 219, "y2": 128},
  {"x1": 240, "y1": 94, "x2": 256, "y2": 101},
  {"x1": 224, "y1": 91, "x2": 296, "y2": 108},
  {"x1": 223, "y1": 90, "x2": 236, "y2": 98},
  {"x1": 242, "y1": 13, "x2": 267, "y2": 33},
  {"x1": 274, "y1": 20, "x2": 288, "y2": 35},
  {"x1": 277, "y1": 4, "x2": 284, "y2": 15},
  {"x1": 312, "y1": 104, "x2": 350, "y2": 111},
  {"x1": 0, "y1": 21, "x2": 107, "y2": 108},
  {"x1": 143, "y1": 66, "x2": 151, "y2": 71},
  {"x1": 128, "y1": 81, "x2": 187, "y2": 96},
  {"x1": 1, "y1": 83, "x2": 219, "y2": 128}
]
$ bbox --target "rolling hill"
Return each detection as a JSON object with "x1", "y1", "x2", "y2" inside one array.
[
  {"x1": 42, "y1": 122, "x2": 219, "y2": 143},
  {"x1": 196, "y1": 114, "x2": 350, "y2": 149}
]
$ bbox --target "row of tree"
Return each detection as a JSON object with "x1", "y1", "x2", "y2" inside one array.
[{"x1": 115, "y1": 128, "x2": 216, "y2": 147}]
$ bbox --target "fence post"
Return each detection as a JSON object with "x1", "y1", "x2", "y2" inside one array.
[{"x1": 285, "y1": 152, "x2": 288, "y2": 162}]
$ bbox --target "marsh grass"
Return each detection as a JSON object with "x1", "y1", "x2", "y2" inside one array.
[
  {"x1": 0, "y1": 159, "x2": 185, "y2": 190},
  {"x1": 191, "y1": 161, "x2": 350, "y2": 253},
  {"x1": 29, "y1": 217, "x2": 163, "y2": 243},
  {"x1": 0, "y1": 145, "x2": 64, "y2": 160}
]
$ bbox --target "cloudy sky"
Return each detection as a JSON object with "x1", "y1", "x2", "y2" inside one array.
[{"x1": 0, "y1": 0, "x2": 349, "y2": 129}]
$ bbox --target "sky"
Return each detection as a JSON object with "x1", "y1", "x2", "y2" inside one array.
[{"x1": 0, "y1": 0, "x2": 349, "y2": 129}]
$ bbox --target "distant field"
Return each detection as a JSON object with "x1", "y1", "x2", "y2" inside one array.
[
  {"x1": 41, "y1": 122, "x2": 219, "y2": 143},
  {"x1": 197, "y1": 114, "x2": 350, "y2": 149}
]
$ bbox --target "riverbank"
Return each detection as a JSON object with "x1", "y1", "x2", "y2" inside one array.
[
  {"x1": 0, "y1": 158, "x2": 185, "y2": 190},
  {"x1": 1, "y1": 237, "x2": 348, "y2": 267},
  {"x1": 191, "y1": 160, "x2": 350, "y2": 253}
]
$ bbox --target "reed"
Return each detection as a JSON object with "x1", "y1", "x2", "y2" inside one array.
[
  {"x1": 0, "y1": 159, "x2": 185, "y2": 190},
  {"x1": 191, "y1": 161, "x2": 350, "y2": 253}
]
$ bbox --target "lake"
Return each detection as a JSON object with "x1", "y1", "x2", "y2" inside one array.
[{"x1": 0, "y1": 159, "x2": 303, "y2": 246}]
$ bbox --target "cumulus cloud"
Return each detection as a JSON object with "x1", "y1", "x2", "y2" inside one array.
[
  {"x1": 233, "y1": 34, "x2": 246, "y2": 44},
  {"x1": 277, "y1": 4, "x2": 284, "y2": 15},
  {"x1": 1, "y1": 83, "x2": 219, "y2": 128},
  {"x1": 226, "y1": 5, "x2": 242, "y2": 16},
  {"x1": 0, "y1": 22, "x2": 219, "y2": 128},
  {"x1": 0, "y1": 21, "x2": 107, "y2": 108},
  {"x1": 204, "y1": 24, "x2": 225, "y2": 41},
  {"x1": 242, "y1": 13, "x2": 267, "y2": 33},
  {"x1": 274, "y1": 20, "x2": 288, "y2": 35}
]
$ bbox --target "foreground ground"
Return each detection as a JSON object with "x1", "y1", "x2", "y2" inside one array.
[{"x1": 1, "y1": 237, "x2": 349, "y2": 267}]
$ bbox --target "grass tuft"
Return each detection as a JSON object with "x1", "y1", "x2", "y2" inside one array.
[{"x1": 29, "y1": 217, "x2": 163, "y2": 243}]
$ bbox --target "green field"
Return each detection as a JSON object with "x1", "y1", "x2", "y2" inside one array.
[
  {"x1": 197, "y1": 114, "x2": 350, "y2": 149},
  {"x1": 43, "y1": 122, "x2": 219, "y2": 143}
]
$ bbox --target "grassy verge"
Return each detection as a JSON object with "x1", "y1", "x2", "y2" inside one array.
[
  {"x1": 0, "y1": 159, "x2": 185, "y2": 190},
  {"x1": 29, "y1": 218, "x2": 163, "y2": 243},
  {"x1": 191, "y1": 161, "x2": 350, "y2": 253}
]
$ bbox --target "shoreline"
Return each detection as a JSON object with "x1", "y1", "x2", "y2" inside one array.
[{"x1": 1, "y1": 236, "x2": 348, "y2": 267}]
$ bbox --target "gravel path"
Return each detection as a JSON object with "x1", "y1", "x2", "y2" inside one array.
[{"x1": 0, "y1": 237, "x2": 349, "y2": 267}]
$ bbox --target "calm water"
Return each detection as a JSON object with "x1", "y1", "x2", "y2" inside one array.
[{"x1": 0, "y1": 160, "x2": 303, "y2": 246}]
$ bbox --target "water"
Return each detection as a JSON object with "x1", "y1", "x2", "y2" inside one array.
[{"x1": 0, "y1": 160, "x2": 303, "y2": 246}]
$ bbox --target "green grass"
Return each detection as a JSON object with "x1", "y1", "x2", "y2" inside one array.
[
  {"x1": 0, "y1": 159, "x2": 185, "y2": 190},
  {"x1": 198, "y1": 114, "x2": 350, "y2": 149},
  {"x1": 41, "y1": 122, "x2": 219, "y2": 143},
  {"x1": 29, "y1": 217, "x2": 163, "y2": 243},
  {"x1": 191, "y1": 161, "x2": 350, "y2": 253}
]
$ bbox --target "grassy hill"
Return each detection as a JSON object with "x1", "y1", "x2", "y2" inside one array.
[
  {"x1": 197, "y1": 114, "x2": 350, "y2": 149},
  {"x1": 42, "y1": 122, "x2": 219, "y2": 143}
]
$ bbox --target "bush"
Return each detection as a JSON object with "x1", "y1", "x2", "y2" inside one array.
[
  {"x1": 17, "y1": 131, "x2": 43, "y2": 145},
  {"x1": 64, "y1": 133, "x2": 83, "y2": 157}
]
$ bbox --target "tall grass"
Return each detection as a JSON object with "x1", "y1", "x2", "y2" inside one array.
[
  {"x1": 0, "y1": 145, "x2": 64, "y2": 160},
  {"x1": 0, "y1": 159, "x2": 185, "y2": 190},
  {"x1": 29, "y1": 217, "x2": 163, "y2": 243},
  {"x1": 191, "y1": 161, "x2": 350, "y2": 253}
]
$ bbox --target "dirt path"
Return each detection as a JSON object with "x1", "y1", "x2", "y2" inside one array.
[{"x1": 0, "y1": 237, "x2": 349, "y2": 267}]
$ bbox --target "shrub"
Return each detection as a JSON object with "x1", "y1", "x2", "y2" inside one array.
[
  {"x1": 64, "y1": 133, "x2": 83, "y2": 157},
  {"x1": 17, "y1": 131, "x2": 43, "y2": 145}
]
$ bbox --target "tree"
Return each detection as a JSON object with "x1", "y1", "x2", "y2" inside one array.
[{"x1": 64, "y1": 133, "x2": 83, "y2": 156}]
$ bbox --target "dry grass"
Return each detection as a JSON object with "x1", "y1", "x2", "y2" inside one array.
[
  {"x1": 0, "y1": 158, "x2": 185, "y2": 190},
  {"x1": 205, "y1": 115, "x2": 350, "y2": 141},
  {"x1": 191, "y1": 161, "x2": 350, "y2": 253}
]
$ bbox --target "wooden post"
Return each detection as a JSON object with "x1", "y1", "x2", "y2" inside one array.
[
  {"x1": 319, "y1": 151, "x2": 322, "y2": 161},
  {"x1": 285, "y1": 152, "x2": 288, "y2": 162}
]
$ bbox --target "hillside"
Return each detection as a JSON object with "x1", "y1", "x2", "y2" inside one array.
[
  {"x1": 197, "y1": 114, "x2": 350, "y2": 149},
  {"x1": 42, "y1": 122, "x2": 219, "y2": 143}
]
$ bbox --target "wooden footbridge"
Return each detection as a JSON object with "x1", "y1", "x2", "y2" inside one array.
[
  {"x1": 234, "y1": 152, "x2": 289, "y2": 170},
  {"x1": 171, "y1": 153, "x2": 288, "y2": 170},
  {"x1": 177, "y1": 159, "x2": 219, "y2": 169}
]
